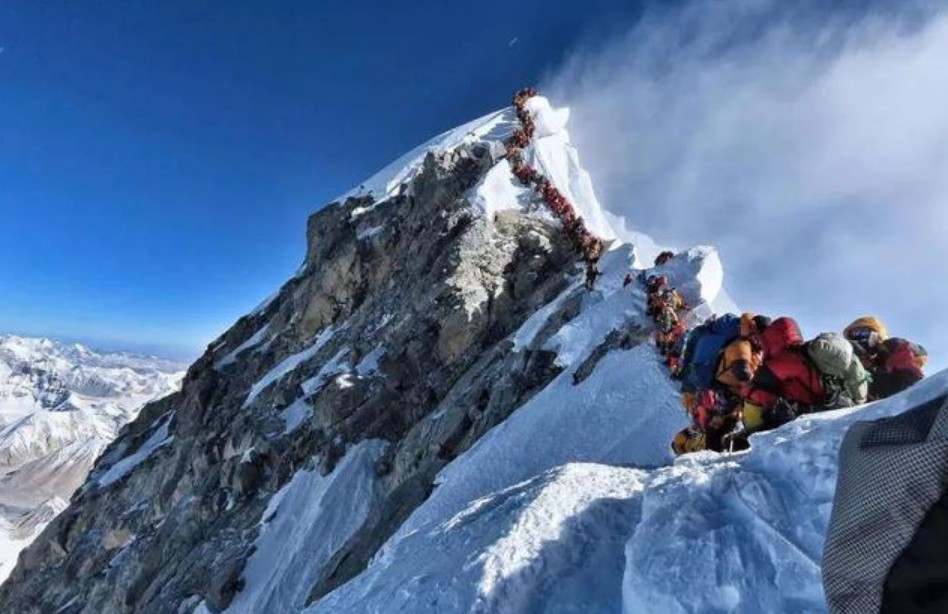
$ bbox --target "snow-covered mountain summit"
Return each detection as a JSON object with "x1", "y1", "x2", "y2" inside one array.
[
  {"x1": 0, "y1": 335, "x2": 184, "y2": 583},
  {"x1": 0, "y1": 96, "x2": 938, "y2": 614}
]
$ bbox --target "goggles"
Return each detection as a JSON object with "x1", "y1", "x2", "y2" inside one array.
[
  {"x1": 846, "y1": 328, "x2": 882, "y2": 353},
  {"x1": 846, "y1": 327, "x2": 877, "y2": 342}
]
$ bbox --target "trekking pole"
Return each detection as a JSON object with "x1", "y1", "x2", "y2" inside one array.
[{"x1": 723, "y1": 419, "x2": 745, "y2": 456}]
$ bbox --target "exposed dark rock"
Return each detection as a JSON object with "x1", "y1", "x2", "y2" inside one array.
[{"x1": 572, "y1": 325, "x2": 651, "y2": 385}]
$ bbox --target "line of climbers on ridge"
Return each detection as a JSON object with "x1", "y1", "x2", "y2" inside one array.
[
  {"x1": 636, "y1": 252, "x2": 928, "y2": 454},
  {"x1": 505, "y1": 88, "x2": 606, "y2": 290},
  {"x1": 502, "y1": 87, "x2": 928, "y2": 448}
]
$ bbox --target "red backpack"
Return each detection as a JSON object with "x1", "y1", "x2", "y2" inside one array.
[
  {"x1": 759, "y1": 317, "x2": 804, "y2": 359},
  {"x1": 883, "y1": 339, "x2": 926, "y2": 377},
  {"x1": 749, "y1": 317, "x2": 824, "y2": 408},
  {"x1": 766, "y1": 352, "x2": 825, "y2": 406}
]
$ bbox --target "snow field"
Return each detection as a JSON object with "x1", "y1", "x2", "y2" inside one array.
[
  {"x1": 220, "y1": 440, "x2": 388, "y2": 614},
  {"x1": 305, "y1": 463, "x2": 648, "y2": 614}
]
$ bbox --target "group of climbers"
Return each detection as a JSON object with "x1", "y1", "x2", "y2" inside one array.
[
  {"x1": 635, "y1": 254, "x2": 928, "y2": 455},
  {"x1": 645, "y1": 274, "x2": 687, "y2": 368},
  {"x1": 505, "y1": 87, "x2": 605, "y2": 289},
  {"x1": 503, "y1": 87, "x2": 929, "y2": 453},
  {"x1": 668, "y1": 309, "x2": 927, "y2": 455},
  {"x1": 641, "y1": 251, "x2": 694, "y2": 373}
]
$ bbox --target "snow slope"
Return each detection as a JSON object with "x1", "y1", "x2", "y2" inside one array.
[
  {"x1": 218, "y1": 440, "x2": 387, "y2": 614},
  {"x1": 341, "y1": 109, "x2": 515, "y2": 207},
  {"x1": 0, "y1": 335, "x2": 183, "y2": 583},
  {"x1": 300, "y1": 244, "x2": 734, "y2": 613},
  {"x1": 296, "y1": 97, "x2": 935, "y2": 613},
  {"x1": 309, "y1": 463, "x2": 648, "y2": 614},
  {"x1": 308, "y1": 366, "x2": 948, "y2": 613}
]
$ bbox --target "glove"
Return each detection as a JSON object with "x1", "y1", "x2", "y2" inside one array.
[{"x1": 770, "y1": 398, "x2": 800, "y2": 425}]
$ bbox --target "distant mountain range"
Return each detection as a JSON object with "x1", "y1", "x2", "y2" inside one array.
[{"x1": 0, "y1": 334, "x2": 185, "y2": 582}]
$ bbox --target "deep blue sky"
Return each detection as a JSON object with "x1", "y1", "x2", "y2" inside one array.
[{"x1": 0, "y1": 0, "x2": 642, "y2": 359}]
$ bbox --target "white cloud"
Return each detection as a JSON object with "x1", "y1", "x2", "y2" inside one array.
[{"x1": 544, "y1": 0, "x2": 948, "y2": 370}]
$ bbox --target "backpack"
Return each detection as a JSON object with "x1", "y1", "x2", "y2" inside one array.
[
  {"x1": 680, "y1": 313, "x2": 742, "y2": 392},
  {"x1": 805, "y1": 332, "x2": 869, "y2": 408},
  {"x1": 882, "y1": 338, "x2": 927, "y2": 374},
  {"x1": 759, "y1": 317, "x2": 804, "y2": 358}
]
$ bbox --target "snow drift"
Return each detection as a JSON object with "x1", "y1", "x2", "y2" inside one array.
[{"x1": 310, "y1": 368, "x2": 948, "y2": 614}]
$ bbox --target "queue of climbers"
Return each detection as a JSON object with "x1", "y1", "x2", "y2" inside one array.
[
  {"x1": 506, "y1": 88, "x2": 605, "y2": 290},
  {"x1": 503, "y1": 87, "x2": 928, "y2": 454},
  {"x1": 637, "y1": 265, "x2": 929, "y2": 454}
]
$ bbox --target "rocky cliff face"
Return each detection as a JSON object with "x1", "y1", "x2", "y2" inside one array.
[{"x1": 0, "y1": 106, "x2": 618, "y2": 613}]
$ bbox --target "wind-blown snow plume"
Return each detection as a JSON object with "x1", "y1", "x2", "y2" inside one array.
[{"x1": 543, "y1": 0, "x2": 948, "y2": 369}]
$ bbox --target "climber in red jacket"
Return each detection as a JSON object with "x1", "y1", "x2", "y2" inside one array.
[
  {"x1": 843, "y1": 316, "x2": 927, "y2": 400},
  {"x1": 654, "y1": 251, "x2": 675, "y2": 266},
  {"x1": 740, "y1": 317, "x2": 825, "y2": 433}
]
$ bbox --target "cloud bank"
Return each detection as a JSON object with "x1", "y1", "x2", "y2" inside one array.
[{"x1": 545, "y1": 0, "x2": 948, "y2": 369}]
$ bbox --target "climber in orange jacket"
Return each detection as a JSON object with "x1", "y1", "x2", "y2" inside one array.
[
  {"x1": 714, "y1": 313, "x2": 770, "y2": 395},
  {"x1": 674, "y1": 313, "x2": 769, "y2": 455},
  {"x1": 843, "y1": 316, "x2": 927, "y2": 400}
]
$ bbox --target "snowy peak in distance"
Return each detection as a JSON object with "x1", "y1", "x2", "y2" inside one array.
[
  {"x1": 0, "y1": 335, "x2": 185, "y2": 377},
  {"x1": 0, "y1": 334, "x2": 184, "y2": 417},
  {"x1": 0, "y1": 334, "x2": 185, "y2": 584}
]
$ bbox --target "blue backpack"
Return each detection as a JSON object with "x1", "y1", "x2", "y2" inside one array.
[{"x1": 680, "y1": 313, "x2": 742, "y2": 392}]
